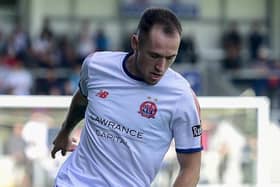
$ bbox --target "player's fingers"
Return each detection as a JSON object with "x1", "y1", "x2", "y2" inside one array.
[
  {"x1": 61, "y1": 149, "x2": 67, "y2": 156},
  {"x1": 51, "y1": 146, "x2": 60, "y2": 159}
]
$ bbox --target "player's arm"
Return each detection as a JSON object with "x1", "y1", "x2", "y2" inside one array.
[
  {"x1": 51, "y1": 89, "x2": 88, "y2": 158},
  {"x1": 173, "y1": 151, "x2": 201, "y2": 187},
  {"x1": 173, "y1": 90, "x2": 202, "y2": 186}
]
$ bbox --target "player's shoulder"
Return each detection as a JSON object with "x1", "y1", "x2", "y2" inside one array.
[
  {"x1": 81, "y1": 51, "x2": 127, "y2": 76},
  {"x1": 166, "y1": 69, "x2": 200, "y2": 115},
  {"x1": 85, "y1": 51, "x2": 127, "y2": 63},
  {"x1": 165, "y1": 68, "x2": 191, "y2": 91},
  {"x1": 164, "y1": 68, "x2": 197, "y2": 101},
  {"x1": 81, "y1": 51, "x2": 126, "y2": 69}
]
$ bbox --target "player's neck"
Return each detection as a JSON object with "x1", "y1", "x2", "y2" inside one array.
[{"x1": 125, "y1": 53, "x2": 140, "y2": 77}]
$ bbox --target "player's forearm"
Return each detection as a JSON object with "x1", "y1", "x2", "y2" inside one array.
[
  {"x1": 173, "y1": 168, "x2": 200, "y2": 187},
  {"x1": 61, "y1": 89, "x2": 88, "y2": 133}
]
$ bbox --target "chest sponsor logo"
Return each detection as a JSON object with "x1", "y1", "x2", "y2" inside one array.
[
  {"x1": 89, "y1": 113, "x2": 145, "y2": 145},
  {"x1": 96, "y1": 90, "x2": 109, "y2": 98},
  {"x1": 138, "y1": 101, "x2": 157, "y2": 119},
  {"x1": 192, "y1": 125, "x2": 202, "y2": 137}
]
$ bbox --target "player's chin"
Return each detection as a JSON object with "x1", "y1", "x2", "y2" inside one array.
[
  {"x1": 144, "y1": 74, "x2": 163, "y2": 85},
  {"x1": 145, "y1": 78, "x2": 160, "y2": 85}
]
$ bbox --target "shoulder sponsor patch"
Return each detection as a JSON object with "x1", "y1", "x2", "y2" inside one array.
[{"x1": 192, "y1": 125, "x2": 202, "y2": 137}]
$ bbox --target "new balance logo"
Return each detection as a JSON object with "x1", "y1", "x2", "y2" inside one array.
[{"x1": 96, "y1": 90, "x2": 109, "y2": 98}]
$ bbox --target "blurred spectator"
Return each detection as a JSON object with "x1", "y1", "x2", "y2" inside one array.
[
  {"x1": 0, "y1": 35, "x2": 33, "y2": 95},
  {"x1": 22, "y1": 112, "x2": 54, "y2": 186},
  {"x1": 0, "y1": 53, "x2": 11, "y2": 94},
  {"x1": 76, "y1": 19, "x2": 95, "y2": 63},
  {"x1": 175, "y1": 33, "x2": 199, "y2": 64},
  {"x1": 4, "y1": 59, "x2": 33, "y2": 95},
  {"x1": 4, "y1": 123, "x2": 27, "y2": 164},
  {"x1": 267, "y1": 59, "x2": 280, "y2": 108},
  {"x1": 254, "y1": 46, "x2": 273, "y2": 69},
  {"x1": 252, "y1": 46, "x2": 274, "y2": 96},
  {"x1": 31, "y1": 17, "x2": 59, "y2": 68},
  {"x1": 202, "y1": 120, "x2": 246, "y2": 184},
  {"x1": 121, "y1": 30, "x2": 134, "y2": 52},
  {"x1": 248, "y1": 21, "x2": 266, "y2": 61},
  {"x1": 3, "y1": 122, "x2": 32, "y2": 187},
  {"x1": 221, "y1": 21, "x2": 243, "y2": 70},
  {"x1": 95, "y1": 27, "x2": 109, "y2": 51},
  {"x1": 35, "y1": 69, "x2": 64, "y2": 95},
  {"x1": 57, "y1": 35, "x2": 78, "y2": 68},
  {"x1": 0, "y1": 29, "x2": 5, "y2": 54},
  {"x1": 181, "y1": 71, "x2": 202, "y2": 95},
  {"x1": 64, "y1": 64, "x2": 81, "y2": 95},
  {"x1": 11, "y1": 21, "x2": 30, "y2": 62},
  {"x1": 4, "y1": 35, "x2": 22, "y2": 67},
  {"x1": 32, "y1": 30, "x2": 57, "y2": 68},
  {"x1": 241, "y1": 136, "x2": 257, "y2": 183},
  {"x1": 41, "y1": 17, "x2": 54, "y2": 41},
  {"x1": 22, "y1": 112, "x2": 52, "y2": 161}
]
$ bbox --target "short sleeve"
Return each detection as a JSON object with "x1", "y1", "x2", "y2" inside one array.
[
  {"x1": 172, "y1": 91, "x2": 202, "y2": 153},
  {"x1": 79, "y1": 56, "x2": 90, "y2": 97}
]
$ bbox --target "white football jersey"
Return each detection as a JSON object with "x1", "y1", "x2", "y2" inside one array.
[{"x1": 54, "y1": 51, "x2": 202, "y2": 187}]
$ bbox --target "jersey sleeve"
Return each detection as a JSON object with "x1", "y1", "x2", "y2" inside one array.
[
  {"x1": 79, "y1": 55, "x2": 91, "y2": 97},
  {"x1": 172, "y1": 90, "x2": 202, "y2": 153}
]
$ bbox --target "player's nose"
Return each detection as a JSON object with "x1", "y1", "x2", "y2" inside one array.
[{"x1": 155, "y1": 58, "x2": 166, "y2": 72}]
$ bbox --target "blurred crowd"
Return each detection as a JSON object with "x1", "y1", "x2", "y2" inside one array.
[
  {"x1": 0, "y1": 18, "x2": 280, "y2": 101},
  {"x1": 220, "y1": 21, "x2": 280, "y2": 99},
  {"x1": 0, "y1": 18, "x2": 109, "y2": 95},
  {"x1": 220, "y1": 21, "x2": 280, "y2": 109}
]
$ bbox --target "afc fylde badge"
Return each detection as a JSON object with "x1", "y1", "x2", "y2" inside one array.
[{"x1": 138, "y1": 101, "x2": 157, "y2": 119}]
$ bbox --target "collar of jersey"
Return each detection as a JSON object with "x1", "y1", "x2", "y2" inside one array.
[{"x1": 122, "y1": 52, "x2": 145, "y2": 82}]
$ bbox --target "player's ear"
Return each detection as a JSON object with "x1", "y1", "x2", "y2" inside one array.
[{"x1": 131, "y1": 34, "x2": 139, "y2": 51}]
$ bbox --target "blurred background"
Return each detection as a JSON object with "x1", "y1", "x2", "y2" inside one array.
[{"x1": 0, "y1": 0, "x2": 279, "y2": 186}]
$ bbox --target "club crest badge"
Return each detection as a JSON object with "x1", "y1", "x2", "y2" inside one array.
[{"x1": 138, "y1": 101, "x2": 157, "y2": 119}]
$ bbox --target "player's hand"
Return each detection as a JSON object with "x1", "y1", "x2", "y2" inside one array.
[{"x1": 51, "y1": 129, "x2": 78, "y2": 159}]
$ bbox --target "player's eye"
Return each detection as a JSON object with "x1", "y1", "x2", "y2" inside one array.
[
  {"x1": 166, "y1": 56, "x2": 175, "y2": 62},
  {"x1": 166, "y1": 56, "x2": 173, "y2": 61},
  {"x1": 149, "y1": 53, "x2": 160, "y2": 59}
]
